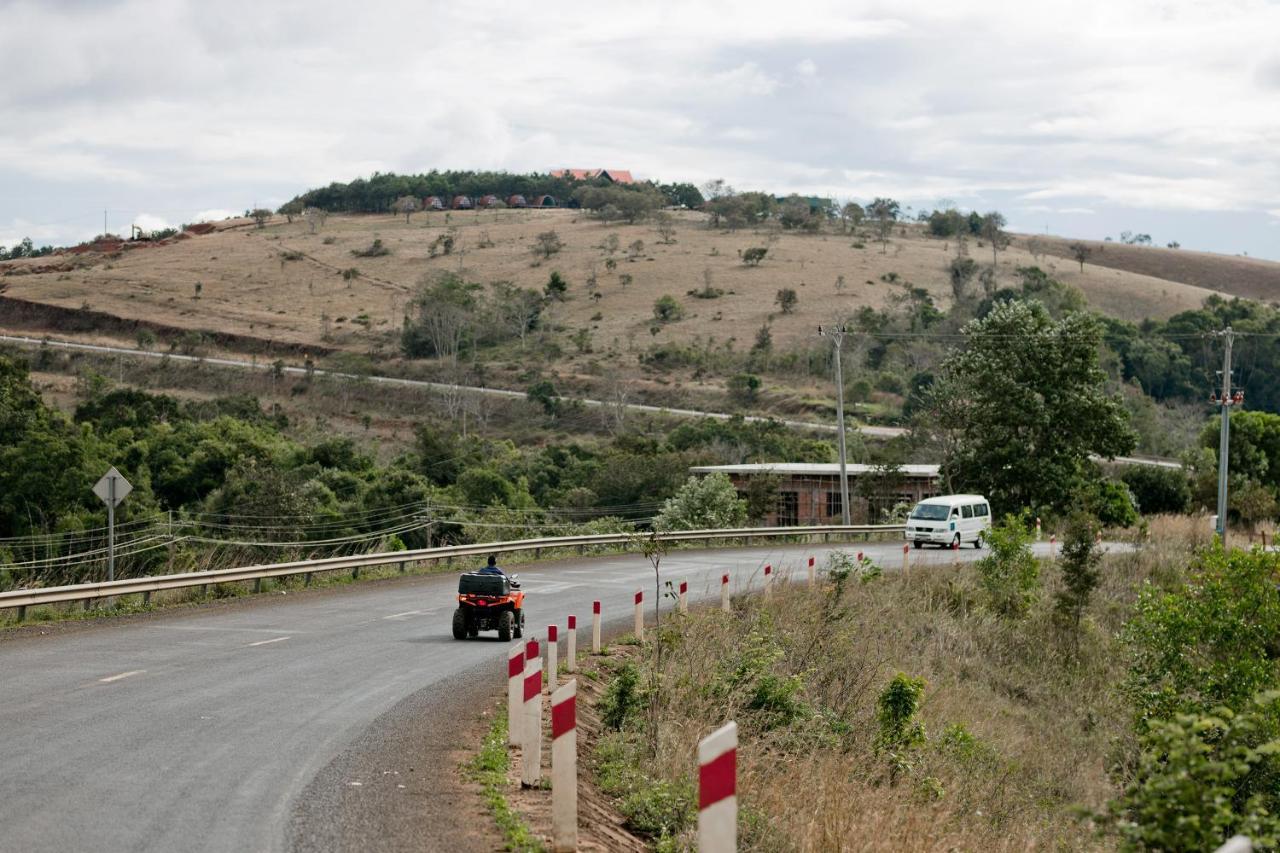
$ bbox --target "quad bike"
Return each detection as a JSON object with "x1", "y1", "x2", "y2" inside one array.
[{"x1": 452, "y1": 572, "x2": 525, "y2": 641}]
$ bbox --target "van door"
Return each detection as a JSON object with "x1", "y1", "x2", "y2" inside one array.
[{"x1": 960, "y1": 503, "x2": 975, "y2": 542}]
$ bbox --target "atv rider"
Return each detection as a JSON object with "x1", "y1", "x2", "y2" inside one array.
[{"x1": 478, "y1": 554, "x2": 519, "y2": 587}]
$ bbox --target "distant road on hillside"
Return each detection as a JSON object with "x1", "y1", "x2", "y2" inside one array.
[{"x1": 0, "y1": 333, "x2": 906, "y2": 438}]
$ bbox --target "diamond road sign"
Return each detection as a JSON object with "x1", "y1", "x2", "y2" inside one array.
[{"x1": 93, "y1": 467, "x2": 133, "y2": 508}]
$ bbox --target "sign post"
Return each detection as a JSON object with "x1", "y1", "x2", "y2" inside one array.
[{"x1": 92, "y1": 467, "x2": 133, "y2": 583}]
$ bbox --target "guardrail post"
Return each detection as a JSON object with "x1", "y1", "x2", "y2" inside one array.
[
  {"x1": 521, "y1": 655, "x2": 543, "y2": 787},
  {"x1": 399, "y1": 561, "x2": 406, "y2": 573},
  {"x1": 304, "y1": 572, "x2": 312, "y2": 587},
  {"x1": 508, "y1": 643, "x2": 524, "y2": 746},
  {"x1": 253, "y1": 578, "x2": 262, "y2": 594},
  {"x1": 591, "y1": 601, "x2": 601, "y2": 653},
  {"x1": 535, "y1": 548, "x2": 542, "y2": 560},
  {"x1": 633, "y1": 590, "x2": 644, "y2": 641},
  {"x1": 807, "y1": 556, "x2": 816, "y2": 587},
  {"x1": 698, "y1": 721, "x2": 738, "y2": 853},
  {"x1": 200, "y1": 583, "x2": 208, "y2": 596},
  {"x1": 678, "y1": 580, "x2": 688, "y2": 614},
  {"x1": 551, "y1": 680, "x2": 578, "y2": 853},
  {"x1": 566, "y1": 615, "x2": 577, "y2": 672},
  {"x1": 142, "y1": 591, "x2": 151, "y2": 607},
  {"x1": 83, "y1": 598, "x2": 93, "y2": 612},
  {"x1": 547, "y1": 624, "x2": 559, "y2": 691},
  {"x1": 351, "y1": 566, "x2": 360, "y2": 580},
  {"x1": 721, "y1": 573, "x2": 730, "y2": 612},
  {"x1": 16, "y1": 605, "x2": 25, "y2": 621},
  {"x1": 1049, "y1": 534, "x2": 1057, "y2": 560}
]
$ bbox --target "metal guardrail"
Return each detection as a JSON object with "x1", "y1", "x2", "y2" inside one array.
[{"x1": 0, "y1": 524, "x2": 904, "y2": 614}]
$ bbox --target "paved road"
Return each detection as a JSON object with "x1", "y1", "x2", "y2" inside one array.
[
  {"x1": 0, "y1": 332, "x2": 906, "y2": 439},
  {"x1": 0, "y1": 539, "x2": 1079, "y2": 852}
]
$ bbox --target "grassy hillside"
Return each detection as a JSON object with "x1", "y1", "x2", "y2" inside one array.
[{"x1": 0, "y1": 209, "x2": 1247, "y2": 364}]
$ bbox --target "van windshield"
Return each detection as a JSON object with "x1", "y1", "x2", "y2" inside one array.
[{"x1": 910, "y1": 504, "x2": 950, "y2": 521}]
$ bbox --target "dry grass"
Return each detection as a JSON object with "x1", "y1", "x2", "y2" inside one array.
[
  {"x1": 0, "y1": 211, "x2": 1242, "y2": 373},
  {"x1": 584, "y1": 535, "x2": 1206, "y2": 851}
]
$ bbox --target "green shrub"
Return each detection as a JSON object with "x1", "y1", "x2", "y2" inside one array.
[
  {"x1": 1123, "y1": 545, "x2": 1280, "y2": 727},
  {"x1": 1055, "y1": 511, "x2": 1101, "y2": 633},
  {"x1": 1121, "y1": 465, "x2": 1190, "y2": 515},
  {"x1": 974, "y1": 513, "x2": 1039, "y2": 617},
  {"x1": 1091, "y1": 479, "x2": 1139, "y2": 527},
  {"x1": 652, "y1": 294, "x2": 683, "y2": 323},
  {"x1": 1109, "y1": 692, "x2": 1280, "y2": 853},
  {"x1": 876, "y1": 672, "x2": 927, "y2": 751},
  {"x1": 600, "y1": 662, "x2": 644, "y2": 730}
]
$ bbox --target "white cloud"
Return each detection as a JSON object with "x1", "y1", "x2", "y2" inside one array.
[
  {"x1": 710, "y1": 62, "x2": 780, "y2": 97},
  {"x1": 795, "y1": 59, "x2": 819, "y2": 78},
  {"x1": 191, "y1": 209, "x2": 237, "y2": 224},
  {"x1": 132, "y1": 213, "x2": 171, "y2": 233}
]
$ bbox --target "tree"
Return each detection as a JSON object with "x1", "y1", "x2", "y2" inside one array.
[
  {"x1": 774, "y1": 288, "x2": 798, "y2": 314},
  {"x1": 1055, "y1": 511, "x2": 1101, "y2": 637},
  {"x1": 278, "y1": 200, "x2": 304, "y2": 223},
  {"x1": 974, "y1": 513, "x2": 1040, "y2": 617},
  {"x1": 654, "y1": 211, "x2": 677, "y2": 244},
  {"x1": 544, "y1": 271, "x2": 568, "y2": 301},
  {"x1": 303, "y1": 206, "x2": 328, "y2": 234},
  {"x1": 653, "y1": 473, "x2": 747, "y2": 531},
  {"x1": 1121, "y1": 465, "x2": 1191, "y2": 515},
  {"x1": 250, "y1": 209, "x2": 272, "y2": 229},
  {"x1": 652, "y1": 295, "x2": 683, "y2": 323},
  {"x1": 532, "y1": 230, "x2": 563, "y2": 259},
  {"x1": 980, "y1": 211, "x2": 1009, "y2": 268},
  {"x1": 922, "y1": 300, "x2": 1136, "y2": 515},
  {"x1": 391, "y1": 195, "x2": 421, "y2": 222},
  {"x1": 489, "y1": 280, "x2": 543, "y2": 349},
  {"x1": 948, "y1": 256, "x2": 978, "y2": 302},
  {"x1": 1069, "y1": 241, "x2": 1092, "y2": 272},
  {"x1": 401, "y1": 271, "x2": 480, "y2": 365},
  {"x1": 868, "y1": 197, "x2": 900, "y2": 253},
  {"x1": 741, "y1": 247, "x2": 768, "y2": 266},
  {"x1": 727, "y1": 373, "x2": 761, "y2": 406},
  {"x1": 839, "y1": 202, "x2": 865, "y2": 233}
]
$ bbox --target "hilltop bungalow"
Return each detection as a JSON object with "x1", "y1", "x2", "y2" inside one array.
[
  {"x1": 690, "y1": 463, "x2": 940, "y2": 526},
  {"x1": 423, "y1": 196, "x2": 444, "y2": 210},
  {"x1": 477, "y1": 194, "x2": 501, "y2": 208},
  {"x1": 451, "y1": 195, "x2": 473, "y2": 210},
  {"x1": 550, "y1": 168, "x2": 636, "y2": 185},
  {"x1": 507, "y1": 194, "x2": 528, "y2": 208},
  {"x1": 532, "y1": 195, "x2": 557, "y2": 208}
]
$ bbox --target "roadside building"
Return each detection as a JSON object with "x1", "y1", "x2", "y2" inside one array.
[
  {"x1": 507, "y1": 194, "x2": 528, "y2": 208},
  {"x1": 550, "y1": 168, "x2": 636, "y2": 185},
  {"x1": 532, "y1": 195, "x2": 557, "y2": 208},
  {"x1": 424, "y1": 196, "x2": 444, "y2": 210},
  {"x1": 451, "y1": 195, "x2": 473, "y2": 210},
  {"x1": 690, "y1": 463, "x2": 941, "y2": 525}
]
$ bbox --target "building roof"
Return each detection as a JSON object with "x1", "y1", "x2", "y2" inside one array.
[
  {"x1": 691, "y1": 463, "x2": 940, "y2": 478},
  {"x1": 550, "y1": 168, "x2": 636, "y2": 185}
]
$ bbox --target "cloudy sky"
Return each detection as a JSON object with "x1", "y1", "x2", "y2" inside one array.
[{"x1": 2, "y1": 0, "x2": 1278, "y2": 258}]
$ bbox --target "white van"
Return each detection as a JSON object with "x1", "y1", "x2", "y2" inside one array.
[{"x1": 905, "y1": 494, "x2": 992, "y2": 549}]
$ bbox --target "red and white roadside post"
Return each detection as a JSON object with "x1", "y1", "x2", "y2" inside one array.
[
  {"x1": 698, "y1": 721, "x2": 738, "y2": 853},
  {"x1": 763, "y1": 564, "x2": 773, "y2": 597},
  {"x1": 591, "y1": 601, "x2": 601, "y2": 653},
  {"x1": 1035, "y1": 516, "x2": 1042, "y2": 541},
  {"x1": 547, "y1": 624, "x2": 559, "y2": 691},
  {"x1": 521, "y1": 639, "x2": 539, "y2": 749},
  {"x1": 507, "y1": 643, "x2": 524, "y2": 746},
  {"x1": 551, "y1": 680, "x2": 578, "y2": 852},
  {"x1": 678, "y1": 580, "x2": 688, "y2": 614},
  {"x1": 633, "y1": 589, "x2": 644, "y2": 641},
  {"x1": 566, "y1": 615, "x2": 577, "y2": 673},
  {"x1": 1049, "y1": 534, "x2": 1057, "y2": 560},
  {"x1": 807, "y1": 556, "x2": 815, "y2": 588},
  {"x1": 720, "y1": 573, "x2": 731, "y2": 612},
  {"x1": 902, "y1": 543, "x2": 910, "y2": 575},
  {"x1": 521, "y1": 653, "x2": 543, "y2": 787}
]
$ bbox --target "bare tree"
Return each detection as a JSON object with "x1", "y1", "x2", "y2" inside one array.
[
  {"x1": 654, "y1": 211, "x2": 677, "y2": 244},
  {"x1": 303, "y1": 207, "x2": 328, "y2": 234},
  {"x1": 1069, "y1": 241, "x2": 1092, "y2": 272},
  {"x1": 1026, "y1": 235, "x2": 1047, "y2": 262},
  {"x1": 532, "y1": 230, "x2": 564, "y2": 260},
  {"x1": 391, "y1": 196, "x2": 421, "y2": 223}
]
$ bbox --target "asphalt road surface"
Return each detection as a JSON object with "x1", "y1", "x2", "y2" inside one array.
[{"x1": 0, "y1": 539, "x2": 1074, "y2": 852}]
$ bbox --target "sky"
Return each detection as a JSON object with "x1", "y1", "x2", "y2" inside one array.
[{"x1": 1, "y1": 0, "x2": 1278, "y2": 259}]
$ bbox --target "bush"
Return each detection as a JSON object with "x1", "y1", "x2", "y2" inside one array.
[
  {"x1": 652, "y1": 295, "x2": 683, "y2": 323},
  {"x1": 1091, "y1": 479, "x2": 1139, "y2": 527},
  {"x1": 1055, "y1": 511, "x2": 1100, "y2": 634},
  {"x1": 974, "y1": 513, "x2": 1039, "y2": 617},
  {"x1": 350, "y1": 238, "x2": 390, "y2": 257},
  {"x1": 600, "y1": 662, "x2": 644, "y2": 730},
  {"x1": 654, "y1": 472, "x2": 747, "y2": 531},
  {"x1": 1121, "y1": 465, "x2": 1190, "y2": 515},
  {"x1": 1109, "y1": 692, "x2": 1280, "y2": 853},
  {"x1": 544, "y1": 271, "x2": 568, "y2": 300},
  {"x1": 774, "y1": 288, "x2": 798, "y2": 314},
  {"x1": 726, "y1": 373, "x2": 761, "y2": 406},
  {"x1": 741, "y1": 247, "x2": 768, "y2": 266},
  {"x1": 1123, "y1": 545, "x2": 1280, "y2": 727}
]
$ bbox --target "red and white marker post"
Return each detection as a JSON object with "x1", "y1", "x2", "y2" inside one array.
[
  {"x1": 633, "y1": 589, "x2": 644, "y2": 641},
  {"x1": 591, "y1": 600, "x2": 601, "y2": 653},
  {"x1": 507, "y1": 643, "x2": 524, "y2": 746},
  {"x1": 763, "y1": 564, "x2": 773, "y2": 597},
  {"x1": 521, "y1": 653, "x2": 543, "y2": 786},
  {"x1": 1035, "y1": 516, "x2": 1042, "y2": 541},
  {"x1": 902, "y1": 543, "x2": 910, "y2": 575},
  {"x1": 807, "y1": 556, "x2": 815, "y2": 588},
  {"x1": 1049, "y1": 534, "x2": 1057, "y2": 560},
  {"x1": 550, "y1": 679, "x2": 578, "y2": 852},
  {"x1": 547, "y1": 624, "x2": 559, "y2": 691},
  {"x1": 566, "y1": 615, "x2": 577, "y2": 673},
  {"x1": 678, "y1": 580, "x2": 688, "y2": 614},
  {"x1": 720, "y1": 573, "x2": 731, "y2": 612},
  {"x1": 698, "y1": 721, "x2": 738, "y2": 853}
]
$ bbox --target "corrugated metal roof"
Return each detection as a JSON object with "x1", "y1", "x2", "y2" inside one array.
[{"x1": 691, "y1": 463, "x2": 940, "y2": 477}]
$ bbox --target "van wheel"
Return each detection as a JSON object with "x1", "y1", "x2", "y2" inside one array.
[
  {"x1": 498, "y1": 610, "x2": 514, "y2": 642},
  {"x1": 913, "y1": 540, "x2": 922, "y2": 550},
  {"x1": 451, "y1": 609, "x2": 467, "y2": 640},
  {"x1": 952, "y1": 534, "x2": 961, "y2": 550},
  {"x1": 973, "y1": 533, "x2": 983, "y2": 549}
]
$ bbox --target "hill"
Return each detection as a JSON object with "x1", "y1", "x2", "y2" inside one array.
[{"x1": 0, "y1": 208, "x2": 1249, "y2": 362}]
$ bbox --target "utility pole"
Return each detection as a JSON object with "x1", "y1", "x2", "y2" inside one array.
[
  {"x1": 818, "y1": 325, "x2": 852, "y2": 525},
  {"x1": 1211, "y1": 327, "x2": 1238, "y2": 546}
]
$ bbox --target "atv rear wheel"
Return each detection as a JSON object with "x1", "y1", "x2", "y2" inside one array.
[
  {"x1": 498, "y1": 610, "x2": 515, "y2": 642},
  {"x1": 451, "y1": 608, "x2": 467, "y2": 640},
  {"x1": 513, "y1": 609, "x2": 525, "y2": 639}
]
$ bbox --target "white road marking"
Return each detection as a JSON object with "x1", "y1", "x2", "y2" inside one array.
[
  {"x1": 519, "y1": 582, "x2": 579, "y2": 595},
  {"x1": 99, "y1": 670, "x2": 145, "y2": 683},
  {"x1": 247, "y1": 636, "x2": 290, "y2": 647},
  {"x1": 384, "y1": 610, "x2": 424, "y2": 620}
]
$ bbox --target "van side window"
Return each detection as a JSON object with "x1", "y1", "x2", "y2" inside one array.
[
  {"x1": 962, "y1": 504, "x2": 973, "y2": 519},
  {"x1": 978, "y1": 503, "x2": 989, "y2": 517}
]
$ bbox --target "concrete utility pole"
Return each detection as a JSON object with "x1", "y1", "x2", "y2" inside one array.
[
  {"x1": 1214, "y1": 327, "x2": 1237, "y2": 546},
  {"x1": 818, "y1": 325, "x2": 852, "y2": 525}
]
